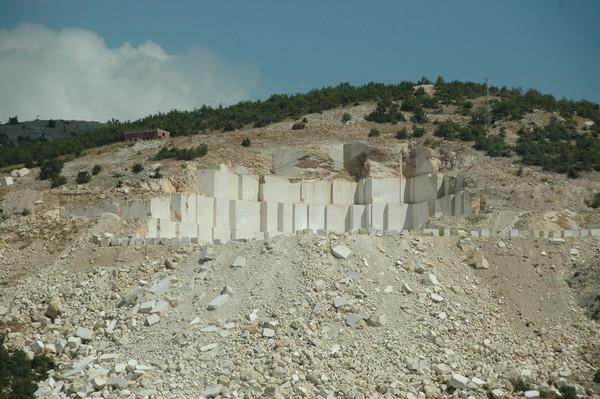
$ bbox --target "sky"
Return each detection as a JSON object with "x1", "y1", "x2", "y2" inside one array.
[{"x1": 0, "y1": 0, "x2": 599, "y2": 123}]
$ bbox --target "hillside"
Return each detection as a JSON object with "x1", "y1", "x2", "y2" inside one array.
[{"x1": 0, "y1": 87, "x2": 599, "y2": 398}]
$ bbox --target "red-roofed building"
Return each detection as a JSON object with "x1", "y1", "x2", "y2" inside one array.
[{"x1": 124, "y1": 128, "x2": 170, "y2": 142}]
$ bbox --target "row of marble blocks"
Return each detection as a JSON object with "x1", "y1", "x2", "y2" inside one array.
[{"x1": 96, "y1": 227, "x2": 599, "y2": 247}]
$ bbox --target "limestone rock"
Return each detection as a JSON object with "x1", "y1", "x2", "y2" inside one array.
[
  {"x1": 331, "y1": 245, "x2": 352, "y2": 259},
  {"x1": 207, "y1": 294, "x2": 230, "y2": 310}
]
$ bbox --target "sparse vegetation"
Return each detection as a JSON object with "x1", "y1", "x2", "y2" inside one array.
[
  {"x1": 153, "y1": 144, "x2": 208, "y2": 161},
  {"x1": 38, "y1": 158, "x2": 64, "y2": 181},
  {"x1": 91, "y1": 165, "x2": 102, "y2": 175},
  {"x1": 151, "y1": 167, "x2": 163, "y2": 179},
  {"x1": 365, "y1": 98, "x2": 405, "y2": 124},
  {"x1": 0, "y1": 334, "x2": 56, "y2": 399},
  {"x1": 585, "y1": 192, "x2": 600, "y2": 208},
  {"x1": 291, "y1": 122, "x2": 306, "y2": 130},
  {"x1": 241, "y1": 137, "x2": 251, "y2": 147},
  {"x1": 341, "y1": 112, "x2": 352, "y2": 124},
  {"x1": 396, "y1": 127, "x2": 409, "y2": 140},
  {"x1": 46, "y1": 119, "x2": 56, "y2": 128},
  {"x1": 20, "y1": 208, "x2": 31, "y2": 217},
  {"x1": 0, "y1": 79, "x2": 597, "y2": 178},
  {"x1": 132, "y1": 163, "x2": 144, "y2": 174},
  {"x1": 76, "y1": 171, "x2": 91, "y2": 184},
  {"x1": 51, "y1": 175, "x2": 67, "y2": 188},
  {"x1": 368, "y1": 128, "x2": 381, "y2": 137}
]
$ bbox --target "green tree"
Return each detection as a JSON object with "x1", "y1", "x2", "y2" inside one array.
[
  {"x1": 38, "y1": 158, "x2": 64, "y2": 180},
  {"x1": 76, "y1": 171, "x2": 91, "y2": 184},
  {"x1": 410, "y1": 106, "x2": 428, "y2": 124},
  {"x1": 368, "y1": 128, "x2": 381, "y2": 137}
]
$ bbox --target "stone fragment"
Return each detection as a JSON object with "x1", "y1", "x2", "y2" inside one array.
[
  {"x1": 262, "y1": 328, "x2": 275, "y2": 338},
  {"x1": 67, "y1": 336, "x2": 81, "y2": 349},
  {"x1": 431, "y1": 293, "x2": 444, "y2": 302},
  {"x1": 414, "y1": 262, "x2": 426, "y2": 273},
  {"x1": 200, "y1": 385, "x2": 221, "y2": 398},
  {"x1": 471, "y1": 377, "x2": 486, "y2": 388},
  {"x1": 333, "y1": 296, "x2": 348, "y2": 309},
  {"x1": 423, "y1": 273, "x2": 439, "y2": 286},
  {"x1": 383, "y1": 285, "x2": 394, "y2": 293},
  {"x1": 75, "y1": 327, "x2": 94, "y2": 341},
  {"x1": 139, "y1": 300, "x2": 155, "y2": 314},
  {"x1": 232, "y1": 256, "x2": 246, "y2": 268},
  {"x1": 207, "y1": 294, "x2": 230, "y2": 310},
  {"x1": 491, "y1": 389, "x2": 506, "y2": 398},
  {"x1": 108, "y1": 377, "x2": 129, "y2": 389},
  {"x1": 146, "y1": 314, "x2": 160, "y2": 326},
  {"x1": 44, "y1": 299, "x2": 60, "y2": 320},
  {"x1": 200, "y1": 343, "x2": 218, "y2": 352},
  {"x1": 91, "y1": 377, "x2": 107, "y2": 390},
  {"x1": 548, "y1": 238, "x2": 566, "y2": 245},
  {"x1": 199, "y1": 247, "x2": 215, "y2": 261},
  {"x1": 31, "y1": 341, "x2": 45, "y2": 354},
  {"x1": 524, "y1": 391, "x2": 540, "y2": 399},
  {"x1": 449, "y1": 373, "x2": 469, "y2": 389},
  {"x1": 367, "y1": 314, "x2": 387, "y2": 327},
  {"x1": 150, "y1": 300, "x2": 169, "y2": 316},
  {"x1": 345, "y1": 314, "x2": 361, "y2": 328},
  {"x1": 433, "y1": 363, "x2": 451, "y2": 375},
  {"x1": 331, "y1": 245, "x2": 352, "y2": 259},
  {"x1": 221, "y1": 286, "x2": 235, "y2": 296},
  {"x1": 402, "y1": 282, "x2": 413, "y2": 293}
]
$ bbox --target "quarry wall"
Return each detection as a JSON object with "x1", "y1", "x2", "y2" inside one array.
[{"x1": 117, "y1": 160, "x2": 471, "y2": 244}]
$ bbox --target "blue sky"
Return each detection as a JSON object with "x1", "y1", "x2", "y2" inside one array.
[{"x1": 1, "y1": 0, "x2": 599, "y2": 122}]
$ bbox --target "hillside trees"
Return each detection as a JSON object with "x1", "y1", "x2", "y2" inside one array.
[{"x1": 0, "y1": 79, "x2": 597, "y2": 179}]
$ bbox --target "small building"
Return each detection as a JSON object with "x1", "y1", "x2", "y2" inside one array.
[{"x1": 124, "y1": 128, "x2": 170, "y2": 142}]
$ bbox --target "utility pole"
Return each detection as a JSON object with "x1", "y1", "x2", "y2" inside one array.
[{"x1": 484, "y1": 77, "x2": 491, "y2": 130}]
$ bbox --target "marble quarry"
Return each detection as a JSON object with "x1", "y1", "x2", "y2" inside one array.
[{"x1": 120, "y1": 145, "x2": 472, "y2": 244}]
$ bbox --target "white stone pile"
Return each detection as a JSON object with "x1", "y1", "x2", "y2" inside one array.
[{"x1": 0, "y1": 232, "x2": 596, "y2": 398}]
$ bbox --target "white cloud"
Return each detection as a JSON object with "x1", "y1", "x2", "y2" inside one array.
[{"x1": 0, "y1": 23, "x2": 260, "y2": 122}]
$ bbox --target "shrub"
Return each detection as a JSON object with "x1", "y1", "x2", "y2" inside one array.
[
  {"x1": 291, "y1": 122, "x2": 306, "y2": 130},
  {"x1": 132, "y1": 163, "x2": 144, "y2": 174},
  {"x1": 365, "y1": 99, "x2": 406, "y2": 124},
  {"x1": 153, "y1": 144, "x2": 208, "y2": 161},
  {"x1": 91, "y1": 165, "x2": 102, "y2": 175},
  {"x1": 151, "y1": 167, "x2": 163, "y2": 179},
  {"x1": 20, "y1": 208, "x2": 31, "y2": 217},
  {"x1": 51, "y1": 175, "x2": 67, "y2": 188},
  {"x1": 584, "y1": 192, "x2": 600, "y2": 208},
  {"x1": 76, "y1": 171, "x2": 91, "y2": 184},
  {"x1": 7, "y1": 116, "x2": 18, "y2": 125},
  {"x1": 510, "y1": 377, "x2": 531, "y2": 393},
  {"x1": 47, "y1": 119, "x2": 56, "y2": 128},
  {"x1": 412, "y1": 125, "x2": 426, "y2": 137},
  {"x1": 241, "y1": 137, "x2": 251, "y2": 147},
  {"x1": 116, "y1": 179, "x2": 123, "y2": 188},
  {"x1": 341, "y1": 112, "x2": 352, "y2": 123},
  {"x1": 473, "y1": 135, "x2": 512, "y2": 157},
  {"x1": 396, "y1": 127, "x2": 409, "y2": 140},
  {"x1": 38, "y1": 158, "x2": 64, "y2": 180},
  {"x1": 410, "y1": 106, "x2": 428, "y2": 124},
  {"x1": 368, "y1": 128, "x2": 381, "y2": 137},
  {"x1": 0, "y1": 334, "x2": 56, "y2": 399}
]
